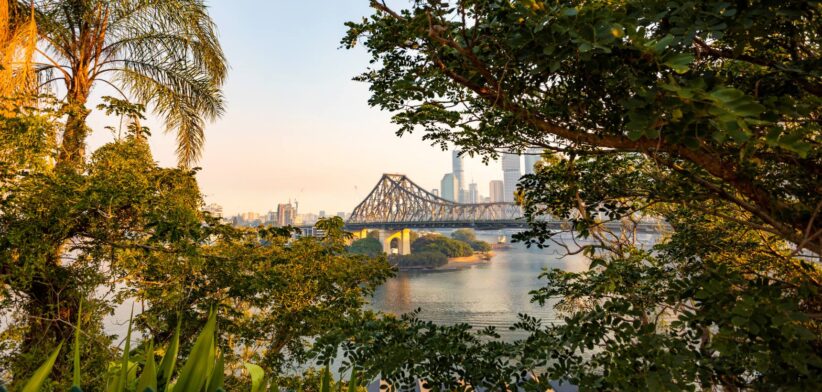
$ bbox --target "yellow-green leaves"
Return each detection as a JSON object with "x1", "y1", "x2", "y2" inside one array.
[
  {"x1": 73, "y1": 302, "x2": 83, "y2": 388},
  {"x1": 664, "y1": 53, "x2": 694, "y2": 74},
  {"x1": 157, "y1": 319, "x2": 181, "y2": 390},
  {"x1": 172, "y1": 310, "x2": 217, "y2": 392},
  {"x1": 136, "y1": 341, "x2": 157, "y2": 392},
  {"x1": 245, "y1": 363, "x2": 266, "y2": 392},
  {"x1": 21, "y1": 342, "x2": 63, "y2": 392}
]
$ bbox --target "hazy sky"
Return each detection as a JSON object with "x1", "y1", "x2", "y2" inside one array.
[{"x1": 86, "y1": 1, "x2": 506, "y2": 216}]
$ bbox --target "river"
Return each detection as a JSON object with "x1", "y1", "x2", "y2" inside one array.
[{"x1": 368, "y1": 230, "x2": 593, "y2": 340}]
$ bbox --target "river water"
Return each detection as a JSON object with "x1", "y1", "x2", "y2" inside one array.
[{"x1": 368, "y1": 230, "x2": 593, "y2": 341}]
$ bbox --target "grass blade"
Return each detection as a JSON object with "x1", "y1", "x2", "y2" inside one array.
[
  {"x1": 173, "y1": 310, "x2": 217, "y2": 392},
  {"x1": 21, "y1": 341, "x2": 63, "y2": 392},
  {"x1": 73, "y1": 301, "x2": 83, "y2": 388},
  {"x1": 245, "y1": 363, "x2": 265, "y2": 392},
  {"x1": 157, "y1": 317, "x2": 181, "y2": 390},
  {"x1": 206, "y1": 350, "x2": 224, "y2": 392},
  {"x1": 115, "y1": 306, "x2": 135, "y2": 392},
  {"x1": 136, "y1": 341, "x2": 157, "y2": 392}
]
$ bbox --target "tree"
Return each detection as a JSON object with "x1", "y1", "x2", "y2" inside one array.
[
  {"x1": 326, "y1": 1, "x2": 822, "y2": 390},
  {"x1": 411, "y1": 234, "x2": 473, "y2": 257},
  {"x1": 451, "y1": 229, "x2": 491, "y2": 251},
  {"x1": 343, "y1": 0, "x2": 821, "y2": 255},
  {"x1": 450, "y1": 228, "x2": 476, "y2": 243},
  {"x1": 348, "y1": 237, "x2": 383, "y2": 257},
  {"x1": 10, "y1": 0, "x2": 227, "y2": 167}
]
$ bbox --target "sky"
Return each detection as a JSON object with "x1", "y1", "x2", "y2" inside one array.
[{"x1": 86, "y1": 1, "x2": 507, "y2": 216}]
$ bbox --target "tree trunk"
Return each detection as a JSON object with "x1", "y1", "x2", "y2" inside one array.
[{"x1": 58, "y1": 96, "x2": 91, "y2": 168}]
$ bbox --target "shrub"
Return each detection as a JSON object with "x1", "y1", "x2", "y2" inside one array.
[{"x1": 391, "y1": 252, "x2": 448, "y2": 268}]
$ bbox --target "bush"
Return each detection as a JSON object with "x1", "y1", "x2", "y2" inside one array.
[
  {"x1": 468, "y1": 240, "x2": 492, "y2": 252},
  {"x1": 391, "y1": 251, "x2": 448, "y2": 268},
  {"x1": 411, "y1": 235, "x2": 472, "y2": 257},
  {"x1": 450, "y1": 228, "x2": 476, "y2": 243},
  {"x1": 348, "y1": 237, "x2": 383, "y2": 257}
]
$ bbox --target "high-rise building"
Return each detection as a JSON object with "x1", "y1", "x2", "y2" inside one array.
[
  {"x1": 489, "y1": 180, "x2": 504, "y2": 202},
  {"x1": 452, "y1": 150, "x2": 465, "y2": 202},
  {"x1": 440, "y1": 173, "x2": 458, "y2": 202},
  {"x1": 524, "y1": 147, "x2": 542, "y2": 175},
  {"x1": 502, "y1": 153, "x2": 521, "y2": 202},
  {"x1": 276, "y1": 202, "x2": 296, "y2": 226},
  {"x1": 432, "y1": 188, "x2": 439, "y2": 197},
  {"x1": 468, "y1": 182, "x2": 479, "y2": 204}
]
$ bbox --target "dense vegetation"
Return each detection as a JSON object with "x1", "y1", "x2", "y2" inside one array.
[
  {"x1": 3, "y1": 0, "x2": 821, "y2": 391},
  {"x1": 450, "y1": 229, "x2": 493, "y2": 252},
  {"x1": 410, "y1": 234, "x2": 474, "y2": 258},
  {"x1": 347, "y1": 237, "x2": 383, "y2": 257},
  {"x1": 0, "y1": 3, "x2": 392, "y2": 387},
  {"x1": 324, "y1": 0, "x2": 822, "y2": 390},
  {"x1": 389, "y1": 251, "x2": 448, "y2": 269}
]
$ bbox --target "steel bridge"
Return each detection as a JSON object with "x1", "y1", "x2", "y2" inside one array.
[{"x1": 345, "y1": 174, "x2": 528, "y2": 231}]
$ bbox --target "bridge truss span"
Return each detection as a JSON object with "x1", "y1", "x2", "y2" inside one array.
[{"x1": 346, "y1": 174, "x2": 526, "y2": 230}]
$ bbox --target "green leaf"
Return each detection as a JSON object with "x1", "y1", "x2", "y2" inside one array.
[
  {"x1": 173, "y1": 310, "x2": 217, "y2": 392},
  {"x1": 73, "y1": 301, "x2": 83, "y2": 388},
  {"x1": 136, "y1": 341, "x2": 157, "y2": 392},
  {"x1": 157, "y1": 318, "x2": 181, "y2": 389},
  {"x1": 652, "y1": 34, "x2": 675, "y2": 53},
  {"x1": 245, "y1": 363, "x2": 266, "y2": 392},
  {"x1": 112, "y1": 307, "x2": 135, "y2": 392},
  {"x1": 206, "y1": 351, "x2": 225, "y2": 392},
  {"x1": 664, "y1": 53, "x2": 694, "y2": 74},
  {"x1": 21, "y1": 342, "x2": 63, "y2": 392},
  {"x1": 561, "y1": 7, "x2": 578, "y2": 16},
  {"x1": 709, "y1": 87, "x2": 745, "y2": 103}
]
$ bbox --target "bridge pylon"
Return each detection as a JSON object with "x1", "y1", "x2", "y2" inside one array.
[{"x1": 380, "y1": 228, "x2": 411, "y2": 255}]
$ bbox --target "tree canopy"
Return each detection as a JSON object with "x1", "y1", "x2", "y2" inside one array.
[
  {"x1": 344, "y1": 0, "x2": 821, "y2": 254},
  {"x1": 326, "y1": 1, "x2": 822, "y2": 390},
  {"x1": 8, "y1": 0, "x2": 227, "y2": 167}
]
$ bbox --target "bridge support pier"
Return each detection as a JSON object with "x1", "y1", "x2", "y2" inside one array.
[
  {"x1": 380, "y1": 228, "x2": 411, "y2": 255},
  {"x1": 351, "y1": 228, "x2": 369, "y2": 240}
]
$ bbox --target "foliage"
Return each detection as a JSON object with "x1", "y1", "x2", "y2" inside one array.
[
  {"x1": 4, "y1": 309, "x2": 265, "y2": 392},
  {"x1": 390, "y1": 251, "x2": 448, "y2": 269},
  {"x1": 450, "y1": 229, "x2": 492, "y2": 252},
  {"x1": 344, "y1": 0, "x2": 821, "y2": 255},
  {"x1": 449, "y1": 228, "x2": 476, "y2": 243},
  {"x1": 336, "y1": 0, "x2": 822, "y2": 390},
  {"x1": 347, "y1": 237, "x2": 383, "y2": 257},
  {"x1": 1, "y1": 122, "x2": 392, "y2": 388},
  {"x1": 7, "y1": 0, "x2": 227, "y2": 167},
  {"x1": 411, "y1": 234, "x2": 473, "y2": 257}
]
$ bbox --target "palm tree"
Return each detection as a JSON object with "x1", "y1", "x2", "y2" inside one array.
[{"x1": 21, "y1": 0, "x2": 227, "y2": 167}]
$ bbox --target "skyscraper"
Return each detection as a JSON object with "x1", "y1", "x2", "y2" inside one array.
[
  {"x1": 524, "y1": 147, "x2": 542, "y2": 175},
  {"x1": 452, "y1": 150, "x2": 465, "y2": 202},
  {"x1": 276, "y1": 202, "x2": 296, "y2": 226},
  {"x1": 489, "y1": 180, "x2": 504, "y2": 202},
  {"x1": 502, "y1": 153, "x2": 521, "y2": 202},
  {"x1": 440, "y1": 173, "x2": 458, "y2": 202},
  {"x1": 468, "y1": 182, "x2": 479, "y2": 204}
]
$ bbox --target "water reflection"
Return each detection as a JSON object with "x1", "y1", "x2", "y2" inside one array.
[{"x1": 369, "y1": 231, "x2": 590, "y2": 340}]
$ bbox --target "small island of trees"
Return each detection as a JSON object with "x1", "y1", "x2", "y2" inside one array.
[{"x1": 348, "y1": 229, "x2": 493, "y2": 269}]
